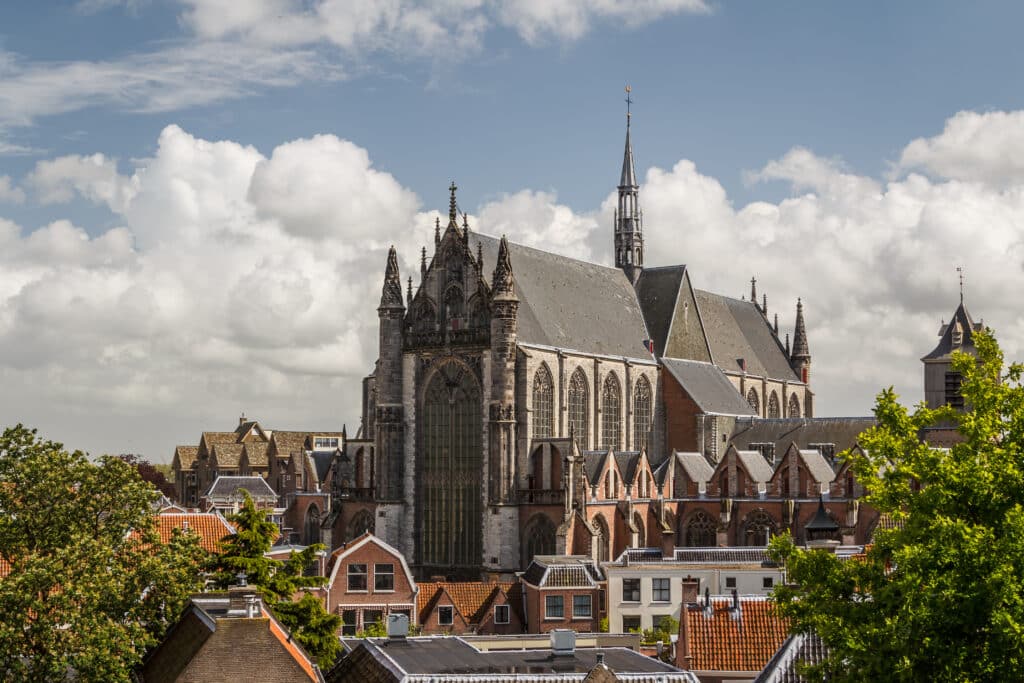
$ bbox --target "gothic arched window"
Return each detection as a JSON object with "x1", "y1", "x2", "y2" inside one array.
[
  {"x1": 523, "y1": 514, "x2": 557, "y2": 567},
  {"x1": 747, "y1": 388, "x2": 760, "y2": 415},
  {"x1": 346, "y1": 509, "x2": 373, "y2": 541},
  {"x1": 632, "y1": 511, "x2": 646, "y2": 548},
  {"x1": 592, "y1": 514, "x2": 610, "y2": 562},
  {"x1": 568, "y1": 369, "x2": 589, "y2": 449},
  {"x1": 421, "y1": 362, "x2": 482, "y2": 568},
  {"x1": 767, "y1": 391, "x2": 780, "y2": 419},
  {"x1": 788, "y1": 394, "x2": 801, "y2": 418},
  {"x1": 633, "y1": 376, "x2": 652, "y2": 452},
  {"x1": 532, "y1": 365, "x2": 554, "y2": 439},
  {"x1": 741, "y1": 509, "x2": 777, "y2": 546},
  {"x1": 443, "y1": 284, "x2": 464, "y2": 319},
  {"x1": 304, "y1": 505, "x2": 320, "y2": 546},
  {"x1": 602, "y1": 373, "x2": 622, "y2": 451},
  {"x1": 683, "y1": 510, "x2": 717, "y2": 547}
]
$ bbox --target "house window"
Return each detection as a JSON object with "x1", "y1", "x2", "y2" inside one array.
[
  {"x1": 573, "y1": 595, "x2": 592, "y2": 618},
  {"x1": 494, "y1": 604, "x2": 510, "y2": 624},
  {"x1": 347, "y1": 564, "x2": 367, "y2": 591},
  {"x1": 314, "y1": 437, "x2": 339, "y2": 449},
  {"x1": 374, "y1": 563, "x2": 394, "y2": 591},
  {"x1": 652, "y1": 578, "x2": 670, "y2": 602},
  {"x1": 438, "y1": 606, "x2": 454, "y2": 626},
  {"x1": 725, "y1": 576, "x2": 736, "y2": 589},
  {"x1": 363, "y1": 609, "x2": 383, "y2": 630},
  {"x1": 763, "y1": 576, "x2": 774, "y2": 589},
  {"x1": 622, "y1": 615, "x2": 641, "y2": 633},
  {"x1": 545, "y1": 595, "x2": 564, "y2": 619},
  {"x1": 622, "y1": 578, "x2": 641, "y2": 602},
  {"x1": 341, "y1": 609, "x2": 357, "y2": 636}
]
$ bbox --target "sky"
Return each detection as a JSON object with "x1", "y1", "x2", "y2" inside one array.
[{"x1": 2, "y1": 1, "x2": 1024, "y2": 460}]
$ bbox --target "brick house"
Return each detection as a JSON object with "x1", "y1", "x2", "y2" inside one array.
[
  {"x1": 321, "y1": 532, "x2": 417, "y2": 636},
  {"x1": 417, "y1": 581, "x2": 524, "y2": 635},
  {"x1": 520, "y1": 555, "x2": 604, "y2": 633}
]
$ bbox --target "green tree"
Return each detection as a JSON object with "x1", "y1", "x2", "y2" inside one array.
[
  {"x1": 0, "y1": 425, "x2": 205, "y2": 682},
  {"x1": 210, "y1": 491, "x2": 341, "y2": 667},
  {"x1": 771, "y1": 330, "x2": 1024, "y2": 682}
]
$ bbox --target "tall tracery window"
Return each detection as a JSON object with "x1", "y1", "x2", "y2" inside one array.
[
  {"x1": 684, "y1": 510, "x2": 717, "y2": 547},
  {"x1": 633, "y1": 376, "x2": 652, "y2": 452},
  {"x1": 568, "y1": 369, "x2": 589, "y2": 449},
  {"x1": 304, "y1": 505, "x2": 320, "y2": 546},
  {"x1": 523, "y1": 514, "x2": 557, "y2": 568},
  {"x1": 767, "y1": 391, "x2": 780, "y2": 418},
  {"x1": 746, "y1": 388, "x2": 760, "y2": 415},
  {"x1": 602, "y1": 373, "x2": 622, "y2": 451},
  {"x1": 788, "y1": 394, "x2": 801, "y2": 418},
  {"x1": 532, "y1": 365, "x2": 554, "y2": 439},
  {"x1": 592, "y1": 514, "x2": 610, "y2": 562},
  {"x1": 421, "y1": 362, "x2": 482, "y2": 569},
  {"x1": 741, "y1": 509, "x2": 777, "y2": 546}
]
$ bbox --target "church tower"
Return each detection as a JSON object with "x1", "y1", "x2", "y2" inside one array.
[
  {"x1": 615, "y1": 87, "x2": 644, "y2": 285},
  {"x1": 375, "y1": 246, "x2": 405, "y2": 501}
]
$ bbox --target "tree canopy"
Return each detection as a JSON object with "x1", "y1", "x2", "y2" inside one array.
[
  {"x1": 0, "y1": 425, "x2": 206, "y2": 682},
  {"x1": 771, "y1": 330, "x2": 1024, "y2": 682},
  {"x1": 210, "y1": 491, "x2": 341, "y2": 667}
]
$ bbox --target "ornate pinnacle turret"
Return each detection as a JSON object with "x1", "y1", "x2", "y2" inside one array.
[
  {"x1": 615, "y1": 85, "x2": 644, "y2": 285},
  {"x1": 434, "y1": 217, "x2": 441, "y2": 247},
  {"x1": 762, "y1": 293, "x2": 768, "y2": 316},
  {"x1": 750, "y1": 277, "x2": 757, "y2": 304},
  {"x1": 407, "y1": 277, "x2": 413, "y2": 302},
  {"x1": 791, "y1": 298, "x2": 811, "y2": 383},
  {"x1": 492, "y1": 235, "x2": 515, "y2": 298},
  {"x1": 774, "y1": 313, "x2": 779, "y2": 334},
  {"x1": 421, "y1": 246, "x2": 427, "y2": 279},
  {"x1": 379, "y1": 245, "x2": 404, "y2": 309},
  {"x1": 448, "y1": 181, "x2": 458, "y2": 226},
  {"x1": 785, "y1": 333, "x2": 790, "y2": 356},
  {"x1": 477, "y1": 241, "x2": 484, "y2": 271}
]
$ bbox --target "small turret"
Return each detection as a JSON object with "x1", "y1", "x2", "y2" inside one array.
[
  {"x1": 379, "y1": 246, "x2": 404, "y2": 311},
  {"x1": 791, "y1": 298, "x2": 810, "y2": 384}
]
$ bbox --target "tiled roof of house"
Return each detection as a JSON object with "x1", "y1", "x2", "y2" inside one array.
[
  {"x1": 243, "y1": 442, "x2": 269, "y2": 468},
  {"x1": 201, "y1": 431, "x2": 238, "y2": 447},
  {"x1": 205, "y1": 475, "x2": 277, "y2": 501},
  {"x1": 270, "y1": 431, "x2": 310, "y2": 456},
  {"x1": 174, "y1": 446, "x2": 199, "y2": 470},
  {"x1": 211, "y1": 443, "x2": 244, "y2": 468},
  {"x1": 685, "y1": 597, "x2": 790, "y2": 673},
  {"x1": 417, "y1": 581, "x2": 515, "y2": 624},
  {"x1": 521, "y1": 556, "x2": 604, "y2": 588},
  {"x1": 155, "y1": 512, "x2": 235, "y2": 553}
]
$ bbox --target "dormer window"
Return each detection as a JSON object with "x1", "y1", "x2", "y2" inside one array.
[{"x1": 951, "y1": 320, "x2": 964, "y2": 347}]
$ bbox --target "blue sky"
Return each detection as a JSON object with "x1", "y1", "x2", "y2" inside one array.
[{"x1": 2, "y1": 1, "x2": 1024, "y2": 458}]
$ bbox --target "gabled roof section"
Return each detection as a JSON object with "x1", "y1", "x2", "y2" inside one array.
[
  {"x1": 797, "y1": 448, "x2": 837, "y2": 484},
  {"x1": 675, "y1": 451, "x2": 715, "y2": 485},
  {"x1": 754, "y1": 631, "x2": 829, "y2": 683},
  {"x1": 310, "y1": 451, "x2": 334, "y2": 484},
  {"x1": 684, "y1": 597, "x2": 790, "y2": 673},
  {"x1": 728, "y1": 417, "x2": 875, "y2": 457},
  {"x1": 327, "y1": 533, "x2": 416, "y2": 591},
  {"x1": 695, "y1": 290, "x2": 799, "y2": 381},
  {"x1": 521, "y1": 555, "x2": 604, "y2": 588},
  {"x1": 583, "y1": 450, "x2": 614, "y2": 485},
  {"x1": 470, "y1": 233, "x2": 652, "y2": 359},
  {"x1": 613, "y1": 451, "x2": 642, "y2": 484},
  {"x1": 210, "y1": 443, "x2": 244, "y2": 468},
  {"x1": 635, "y1": 266, "x2": 685, "y2": 357},
  {"x1": 733, "y1": 448, "x2": 773, "y2": 484},
  {"x1": 242, "y1": 442, "x2": 269, "y2": 468},
  {"x1": 923, "y1": 301, "x2": 983, "y2": 361},
  {"x1": 663, "y1": 358, "x2": 757, "y2": 416},
  {"x1": 155, "y1": 512, "x2": 235, "y2": 553},
  {"x1": 205, "y1": 475, "x2": 277, "y2": 501},
  {"x1": 173, "y1": 446, "x2": 198, "y2": 470},
  {"x1": 269, "y1": 430, "x2": 311, "y2": 456},
  {"x1": 417, "y1": 582, "x2": 515, "y2": 624}
]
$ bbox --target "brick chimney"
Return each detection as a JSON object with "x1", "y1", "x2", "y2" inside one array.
[{"x1": 676, "y1": 577, "x2": 699, "y2": 670}]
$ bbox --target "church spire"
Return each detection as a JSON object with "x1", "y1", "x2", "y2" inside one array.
[
  {"x1": 492, "y1": 235, "x2": 516, "y2": 298},
  {"x1": 791, "y1": 298, "x2": 811, "y2": 384},
  {"x1": 614, "y1": 85, "x2": 644, "y2": 285},
  {"x1": 379, "y1": 245, "x2": 404, "y2": 310}
]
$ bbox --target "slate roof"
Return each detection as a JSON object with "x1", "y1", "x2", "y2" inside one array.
[
  {"x1": 211, "y1": 443, "x2": 244, "y2": 468},
  {"x1": 174, "y1": 446, "x2": 198, "y2": 470},
  {"x1": 471, "y1": 233, "x2": 652, "y2": 359},
  {"x1": 673, "y1": 548, "x2": 773, "y2": 564},
  {"x1": 635, "y1": 266, "x2": 686, "y2": 357},
  {"x1": 922, "y1": 301, "x2": 983, "y2": 360},
  {"x1": 205, "y1": 475, "x2": 277, "y2": 501},
  {"x1": 331, "y1": 638, "x2": 693, "y2": 681},
  {"x1": 728, "y1": 418, "x2": 876, "y2": 461},
  {"x1": 684, "y1": 597, "x2": 790, "y2": 673},
  {"x1": 155, "y1": 512, "x2": 235, "y2": 553},
  {"x1": 754, "y1": 632, "x2": 830, "y2": 683},
  {"x1": 674, "y1": 451, "x2": 715, "y2": 484},
  {"x1": 521, "y1": 556, "x2": 604, "y2": 588},
  {"x1": 736, "y1": 450, "x2": 773, "y2": 483},
  {"x1": 310, "y1": 451, "x2": 334, "y2": 483},
  {"x1": 797, "y1": 449, "x2": 837, "y2": 483},
  {"x1": 695, "y1": 290, "x2": 799, "y2": 381},
  {"x1": 613, "y1": 451, "x2": 641, "y2": 484},
  {"x1": 583, "y1": 451, "x2": 609, "y2": 482},
  {"x1": 663, "y1": 358, "x2": 756, "y2": 416}
]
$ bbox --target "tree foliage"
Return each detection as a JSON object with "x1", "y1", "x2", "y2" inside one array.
[
  {"x1": 116, "y1": 453, "x2": 176, "y2": 498},
  {"x1": 210, "y1": 491, "x2": 341, "y2": 667},
  {"x1": 771, "y1": 330, "x2": 1024, "y2": 682},
  {"x1": 0, "y1": 425, "x2": 206, "y2": 682}
]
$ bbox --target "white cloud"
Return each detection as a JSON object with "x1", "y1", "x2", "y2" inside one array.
[
  {"x1": 498, "y1": 0, "x2": 709, "y2": 44},
  {"x1": 28, "y1": 153, "x2": 137, "y2": 212},
  {"x1": 0, "y1": 176, "x2": 25, "y2": 204},
  {"x1": 898, "y1": 110, "x2": 1024, "y2": 187},
  {"x1": 6, "y1": 110, "x2": 1024, "y2": 459}
]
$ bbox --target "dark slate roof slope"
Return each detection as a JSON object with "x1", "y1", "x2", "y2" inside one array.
[
  {"x1": 728, "y1": 417, "x2": 876, "y2": 457},
  {"x1": 636, "y1": 266, "x2": 686, "y2": 357},
  {"x1": 922, "y1": 301, "x2": 983, "y2": 361},
  {"x1": 695, "y1": 290, "x2": 798, "y2": 381},
  {"x1": 663, "y1": 357, "x2": 757, "y2": 416},
  {"x1": 205, "y1": 475, "x2": 277, "y2": 500},
  {"x1": 471, "y1": 233, "x2": 652, "y2": 358}
]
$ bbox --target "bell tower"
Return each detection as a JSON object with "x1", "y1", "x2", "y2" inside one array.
[{"x1": 615, "y1": 85, "x2": 644, "y2": 285}]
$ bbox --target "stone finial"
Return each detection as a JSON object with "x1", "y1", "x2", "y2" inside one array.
[
  {"x1": 750, "y1": 277, "x2": 757, "y2": 304},
  {"x1": 762, "y1": 293, "x2": 767, "y2": 316},
  {"x1": 774, "y1": 313, "x2": 779, "y2": 334},
  {"x1": 449, "y1": 181, "x2": 458, "y2": 225},
  {"x1": 379, "y1": 245, "x2": 404, "y2": 309},
  {"x1": 492, "y1": 235, "x2": 515, "y2": 297},
  {"x1": 435, "y1": 217, "x2": 441, "y2": 247},
  {"x1": 792, "y1": 297, "x2": 810, "y2": 360}
]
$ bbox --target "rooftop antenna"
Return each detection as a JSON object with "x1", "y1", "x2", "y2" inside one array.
[{"x1": 957, "y1": 266, "x2": 964, "y2": 303}]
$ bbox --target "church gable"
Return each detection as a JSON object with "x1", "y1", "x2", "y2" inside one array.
[{"x1": 636, "y1": 266, "x2": 712, "y2": 361}]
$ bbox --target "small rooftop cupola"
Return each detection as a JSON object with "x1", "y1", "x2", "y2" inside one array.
[
  {"x1": 379, "y1": 245, "x2": 405, "y2": 310},
  {"x1": 922, "y1": 270, "x2": 983, "y2": 411},
  {"x1": 791, "y1": 298, "x2": 811, "y2": 384},
  {"x1": 615, "y1": 85, "x2": 644, "y2": 285},
  {"x1": 804, "y1": 496, "x2": 840, "y2": 547}
]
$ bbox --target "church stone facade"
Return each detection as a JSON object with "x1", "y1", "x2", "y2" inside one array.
[{"x1": 342, "y1": 115, "x2": 819, "y2": 578}]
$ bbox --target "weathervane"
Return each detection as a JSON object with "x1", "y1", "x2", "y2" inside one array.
[
  {"x1": 625, "y1": 85, "x2": 633, "y2": 125},
  {"x1": 957, "y1": 266, "x2": 964, "y2": 303}
]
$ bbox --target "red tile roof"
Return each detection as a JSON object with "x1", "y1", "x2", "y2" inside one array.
[
  {"x1": 417, "y1": 581, "x2": 514, "y2": 624},
  {"x1": 684, "y1": 597, "x2": 790, "y2": 673},
  {"x1": 155, "y1": 512, "x2": 235, "y2": 553}
]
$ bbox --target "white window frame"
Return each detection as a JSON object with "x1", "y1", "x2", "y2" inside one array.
[
  {"x1": 494, "y1": 604, "x2": 510, "y2": 624},
  {"x1": 651, "y1": 577, "x2": 671, "y2": 603},
  {"x1": 545, "y1": 595, "x2": 564, "y2": 620},
  {"x1": 572, "y1": 594, "x2": 592, "y2": 619}
]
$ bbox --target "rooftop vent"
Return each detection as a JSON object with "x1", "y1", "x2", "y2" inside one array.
[
  {"x1": 387, "y1": 613, "x2": 409, "y2": 640},
  {"x1": 550, "y1": 629, "x2": 576, "y2": 656}
]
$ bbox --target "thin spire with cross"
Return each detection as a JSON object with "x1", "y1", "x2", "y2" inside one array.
[
  {"x1": 625, "y1": 84, "x2": 633, "y2": 127},
  {"x1": 957, "y1": 266, "x2": 964, "y2": 303}
]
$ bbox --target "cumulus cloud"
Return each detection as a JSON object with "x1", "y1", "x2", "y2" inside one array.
[
  {"x1": 498, "y1": 0, "x2": 709, "y2": 44},
  {"x1": 6, "y1": 110, "x2": 1024, "y2": 459},
  {"x1": 0, "y1": 176, "x2": 25, "y2": 204}
]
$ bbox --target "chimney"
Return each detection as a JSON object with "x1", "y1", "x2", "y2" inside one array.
[
  {"x1": 661, "y1": 526, "x2": 676, "y2": 560},
  {"x1": 675, "y1": 584, "x2": 695, "y2": 671},
  {"x1": 228, "y1": 585, "x2": 258, "y2": 617},
  {"x1": 595, "y1": 651, "x2": 605, "y2": 667},
  {"x1": 550, "y1": 629, "x2": 576, "y2": 656},
  {"x1": 244, "y1": 594, "x2": 258, "y2": 619},
  {"x1": 681, "y1": 576, "x2": 699, "y2": 606},
  {"x1": 239, "y1": 412, "x2": 247, "y2": 426}
]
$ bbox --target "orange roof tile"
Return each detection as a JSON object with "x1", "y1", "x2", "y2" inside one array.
[
  {"x1": 686, "y1": 598, "x2": 790, "y2": 673},
  {"x1": 417, "y1": 581, "x2": 514, "y2": 623},
  {"x1": 155, "y1": 512, "x2": 235, "y2": 553}
]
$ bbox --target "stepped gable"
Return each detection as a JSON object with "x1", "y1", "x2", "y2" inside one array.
[
  {"x1": 470, "y1": 233, "x2": 651, "y2": 358},
  {"x1": 695, "y1": 290, "x2": 798, "y2": 381},
  {"x1": 663, "y1": 358, "x2": 757, "y2": 416}
]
